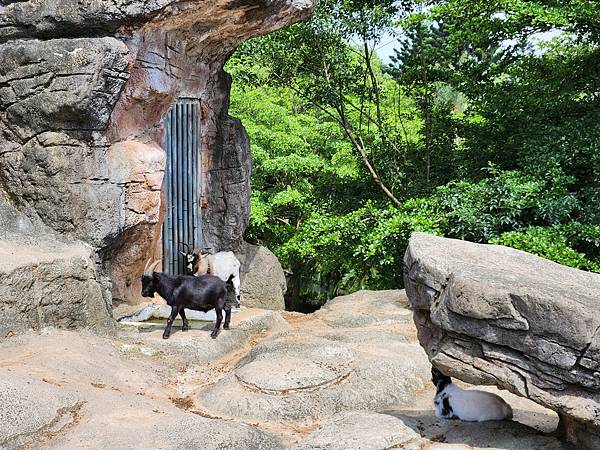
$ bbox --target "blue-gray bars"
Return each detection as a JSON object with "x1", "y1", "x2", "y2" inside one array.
[{"x1": 162, "y1": 99, "x2": 202, "y2": 275}]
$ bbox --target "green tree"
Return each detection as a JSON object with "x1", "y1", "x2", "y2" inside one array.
[{"x1": 227, "y1": 0, "x2": 600, "y2": 310}]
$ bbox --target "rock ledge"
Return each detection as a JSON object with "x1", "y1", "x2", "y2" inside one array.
[{"x1": 404, "y1": 232, "x2": 600, "y2": 449}]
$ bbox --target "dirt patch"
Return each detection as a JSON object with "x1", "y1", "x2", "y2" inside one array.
[{"x1": 170, "y1": 395, "x2": 195, "y2": 410}]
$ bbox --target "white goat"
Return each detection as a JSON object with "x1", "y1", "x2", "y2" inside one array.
[
  {"x1": 181, "y1": 248, "x2": 241, "y2": 306},
  {"x1": 432, "y1": 367, "x2": 513, "y2": 422}
]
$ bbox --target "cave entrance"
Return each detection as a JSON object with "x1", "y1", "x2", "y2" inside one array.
[{"x1": 162, "y1": 98, "x2": 202, "y2": 275}]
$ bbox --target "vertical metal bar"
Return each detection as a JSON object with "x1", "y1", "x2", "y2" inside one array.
[
  {"x1": 186, "y1": 102, "x2": 193, "y2": 254},
  {"x1": 167, "y1": 108, "x2": 172, "y2": 275},
  {"x1": 182, "y1": 101, "x2": 189, "y2": 273},
  {"x1": 171, "y1": 104, "x2": 178, "y2": 274},
  {"x1": 174, "y1": 102, "x2": 180, "y2": 274},
  {"x1": 177, "y1": 103, "x2": 184, "y2": 274},
  {"x1": 181, "y1": 102, "x2": 186, "y2": 275},
  {"x1": 163, "y1": 109, "x2": 171, "y2": 274},
  {"x1": 196, "y1": 101, "x2": 202, "y2": 248},
  {"x1": 193, "y1": 101, "x2": 199, "y2": 250},
  {"x1": 170, "y1": 107, "x2": 177, "y2": 275},
  {"x1": 191, "y1": 102, "x2": 197, "y2": 250}
]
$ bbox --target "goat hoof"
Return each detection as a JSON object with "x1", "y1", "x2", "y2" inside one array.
[
  {"x1": 223, "y1": 324, "x2": 230, "y2": 330},
  {"x1": 210, "y1": 334, "x2": 217, "y2": 339},
  {"x1": 182, "y1": 325, "x2": 189, "y2": 332},
  {"x1": 162, "y1": 332, "x2": 170, "y2": 339}
]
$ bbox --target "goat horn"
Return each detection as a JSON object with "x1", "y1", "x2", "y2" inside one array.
[
  {"x1": 179, "y1": 242, "x2": 190, "y2": 251},
  {"x1": 143, "y1": 259, "x2": 161, "y2": 276}
]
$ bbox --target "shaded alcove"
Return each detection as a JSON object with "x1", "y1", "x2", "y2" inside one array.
[{"x1": 161, "y1": 98, "x2": 203, "y2": 275}]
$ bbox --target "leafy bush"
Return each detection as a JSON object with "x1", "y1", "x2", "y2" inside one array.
[
  {"x1": 492, "y1": 223, "x2": 600, "y2": 272},
  {"x1": 435, "y1": 166, "x2": 579, "y2": 241},
  {"x1": 280, "y1": 199, "x2": 443, "y2": 302}
]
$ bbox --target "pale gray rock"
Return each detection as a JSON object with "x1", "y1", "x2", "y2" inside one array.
[
  {"x1": 237, "y1": 242, "x2": 287, "y2": 310},
  {"x1": 0, "y1": 240, "x2": 112, "y2": 339},
  {"x1": 119, "y1": 309, "x2": 290, "y2": 366},
  {"x1": 0, "y1": 38, "x2": 129, "y2": 138},
  {"x1": 0, "y1": 291, "x2": 570, "y2": 450},
  {"x1": 387, "y1": 409, "x2": 565, "y2": 450},
  {"x1": 0, "y1": 369, "x2": 78, "y2": 449},
  {"x1": 193, "y1": 292, "x2": 430, "y2": 422},
  {"x1": 291, "y1": 411, "x2": 423, "y2": 450},
  {"x1": 315, "y1": 289, "x2": 414, "y2": 328},
  {"x1": 147, "y1": 414, "x2": 281, "y2": 450},
  {"x1": 404, "y1": 232, "x2": 600, "y2": 449}
]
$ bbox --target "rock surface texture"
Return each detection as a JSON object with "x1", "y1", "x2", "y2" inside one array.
[
  {"x1": 404, "y1": 232, "x2": 600, "y2": 449},
  {"x1": 237, "y1": 242, "x2": 287, "y2": 310},
  {"x1": 0, "y1": 291, "x2": 567, "y2": 449},
  {"x1": 0, "y1": 238, "x2": 113, "y2": 339},
  {"x1": 0, "y1": 0, "x2": 315, "y2": 323}
]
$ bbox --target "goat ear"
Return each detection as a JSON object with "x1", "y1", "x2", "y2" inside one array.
[{"x1": 431, "y1": 366, "x2": 451, "y2": 389}]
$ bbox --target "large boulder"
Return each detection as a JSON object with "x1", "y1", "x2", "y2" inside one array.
[
  {"x1": 404, "y1": 232, "x2": 600, "y2": 449},
  {"x1": 0, "y1": 239, "x2": 112, "y2": 339},
  {"x1": 291, "y1": 411, "x2": 423, "y2": 450},
  {"x1": 0, "y1": 369, "x2": 79, "y2": 449},
  {"x1": 237, "y1": 242, "x2": 287, "y2": 310}
]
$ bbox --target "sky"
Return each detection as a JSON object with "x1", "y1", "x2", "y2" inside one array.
[
  {"x1": 374, "y1": 31, "x2": 400, "y2": 64},
  {"x1": 372, "y1": 28, "x2": 564, "y2": 67}
]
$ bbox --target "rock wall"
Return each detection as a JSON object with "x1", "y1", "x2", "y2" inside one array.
[
  {"x1": 0, "y1": 1, "x2": 315, "y2": 322},
  {"x1": 404, "y1": 232, "x2": 600, "y2": 449}
]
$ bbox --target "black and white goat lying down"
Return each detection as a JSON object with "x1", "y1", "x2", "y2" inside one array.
[
  {"x1": 141, "y1": 259, "x2": 230, "y2": 339},
  {"x1": 432, "y1": 367, "x2": 513, "y2": 422}
]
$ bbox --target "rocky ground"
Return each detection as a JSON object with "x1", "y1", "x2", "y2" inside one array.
[{"x1": 1, "y1": 290, "x2": 566, "y2": 449}]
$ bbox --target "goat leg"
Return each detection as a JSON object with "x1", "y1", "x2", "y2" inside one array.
[
  {"x1": 232, "y1": 276, "x2": 241, "y2": 307},
  {"x1": 223, "y1": 304, "x2": 231, "y2": 330},
  {"x1": 211, "y1": 307, "x2": 223, "y2": 338},
  {"x1": 179, "y1": 309, "x2": 190, "y2": 331},
  {"x1": 163, "y1": 305, "x2": 180, "y2": 339}
]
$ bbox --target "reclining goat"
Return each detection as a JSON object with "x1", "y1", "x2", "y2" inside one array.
[
  {"x1": 432, "y1": 367, "x2": 513, "y2": 421},
  {"x1": 141, "y1": 259, "x2": 230, "y2": 339}
]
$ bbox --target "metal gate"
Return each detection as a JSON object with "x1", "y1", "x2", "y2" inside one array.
[{"x1": 162, "y1": 98, "x2": 202, "y2": 275}]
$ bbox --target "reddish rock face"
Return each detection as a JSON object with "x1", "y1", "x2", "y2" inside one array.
[{"x1": 0, "y1": 0, "x2": 316, "y2": 307}]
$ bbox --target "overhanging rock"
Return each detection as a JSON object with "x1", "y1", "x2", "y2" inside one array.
[
  {"x1": 404, "y1": 232, "x2": 600, "y2": 449},
  {"x1": 0, "y1": 0, "x2": 316, "y2": 316}
]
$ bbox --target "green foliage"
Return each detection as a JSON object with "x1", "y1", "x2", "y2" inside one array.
[
  {"x1": 227, "y1": 0, "x2": 600, "y2": 309},
  {"x1": 492, "y1": 224, "x2": 600, "y2": 273},
  {"x1": 436, "y1": 166, "x2": 579, "y2": 241},
  {"x1": 280, "y1": 199, "x2": 443, "y2": 301}
]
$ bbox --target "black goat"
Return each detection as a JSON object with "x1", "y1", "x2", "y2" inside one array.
[{"x1": 140, "y1": 260, "x2": 230, "y2": 339}]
